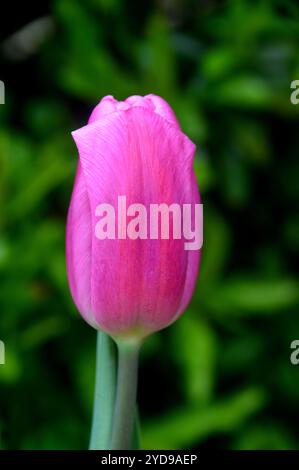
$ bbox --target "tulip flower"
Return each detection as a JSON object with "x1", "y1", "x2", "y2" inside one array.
[{"x1": 66, "y1": 94, "x2": 202, "y2": 450}]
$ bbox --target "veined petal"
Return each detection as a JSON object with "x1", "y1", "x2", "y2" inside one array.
[
  {"x1": 88, "y1": 95, "x2": 118, "y2": 123},
  {"x1": 145, "y1": 94, "x2": 181, "y2": 129},
  {"x1": 66, "y1": 161, "x2": 93, "y2": 326},
  {"x1": 71, "y1": 106, "x2": 198, "y2": 337}
]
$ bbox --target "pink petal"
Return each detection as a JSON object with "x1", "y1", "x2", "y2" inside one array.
[
  {"x1": 145, "y1": 94, "x2": 181, "y2": 129},
  {"x1": 71, "y1": 106, "x2": 198, "y2": 337},
  {"x1": 88, "y1": 95, "x2": 118, "y2": 123},
  {"x1": 66, "y1": 162, "x2": 94, "y2": 326}
]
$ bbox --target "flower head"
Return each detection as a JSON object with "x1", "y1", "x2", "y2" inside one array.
[{"x1": 66, "y1": 94, "x2": 201, "y2": 340}]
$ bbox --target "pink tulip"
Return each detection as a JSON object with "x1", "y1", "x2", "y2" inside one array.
[{"x1": 66, "y1": 94, "x2": 201, "y2": 341}]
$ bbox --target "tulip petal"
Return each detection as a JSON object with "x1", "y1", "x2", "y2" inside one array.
[
  {"x1": 66, "y1": 161, "x2": 94, "y2": 326},
  {"x1": 145, "y1": 94, "x2": 181, "y2": 129},
  {"x1": 71, "y1": 105, "x2": 199, "y2": 338},
  {"x1": 177, "y1": 175, "x2": 201, "y2": 316},
  {"x1": 88, "y1": 95, "x2": 118, "y2": 123}
]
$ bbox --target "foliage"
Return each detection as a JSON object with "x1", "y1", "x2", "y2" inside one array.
[{"x1": 0, "y1": 0, "x2": 299, "y2": 450}]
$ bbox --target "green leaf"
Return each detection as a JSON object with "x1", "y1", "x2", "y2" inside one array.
[
  {"x1": 172, "y1": 315, "x2": 216, "y2": 406},
  {"x1": 207, "y1": 278, "x2": 299, "y2": 315},
  {"x1": 195, "y1": 208, "x2": 231, "y2": 291},
  {"x1": 213, "y1": 76, "x2": 274, "y2": 109},
  {"x1": 141, "y1": 14, "x2": 176, "y2": 98},
  {"x1": 142, "y1": 388, "x2": 266, "y2": 449},
  {"x1": 234, "y1": 423, "x2": 297, "y2": 450}
]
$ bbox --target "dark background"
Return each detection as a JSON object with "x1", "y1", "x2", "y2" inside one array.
[{"x1": 1, "y1": 0, "x2": 299, "y2": 450}]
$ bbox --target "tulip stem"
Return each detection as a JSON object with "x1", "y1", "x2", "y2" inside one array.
[
  {"x1": 111, "y1": 340, "x2": 140, "y2": 450},
  {"x1": 89, "y1": 331, "x2": 116, "y2": 450}
]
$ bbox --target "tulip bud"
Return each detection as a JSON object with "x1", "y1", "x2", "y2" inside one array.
[{"x1": 66, "y1": 94, "x2": 201, "y2": 341}]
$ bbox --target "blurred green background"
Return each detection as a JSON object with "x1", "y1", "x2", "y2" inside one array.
[{"x1": 1, "y1": 0, "x2": 299, "y2": 450}]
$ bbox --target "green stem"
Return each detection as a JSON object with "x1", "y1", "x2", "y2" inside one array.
[
  {"x1": 111, "y1": 340, "x2": 140, "y2": 450},
  {"x1": 89, "y1": 331, "x2": 116, "y2": 450}
]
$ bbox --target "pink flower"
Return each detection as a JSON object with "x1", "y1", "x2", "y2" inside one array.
[{"x1": 66, "y1": 95, "x2": 201, "y2": 340}]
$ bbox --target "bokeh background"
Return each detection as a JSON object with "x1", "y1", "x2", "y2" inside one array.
[{"x1": 1, "y1": 0, "x2": 299, "y2": 450}]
